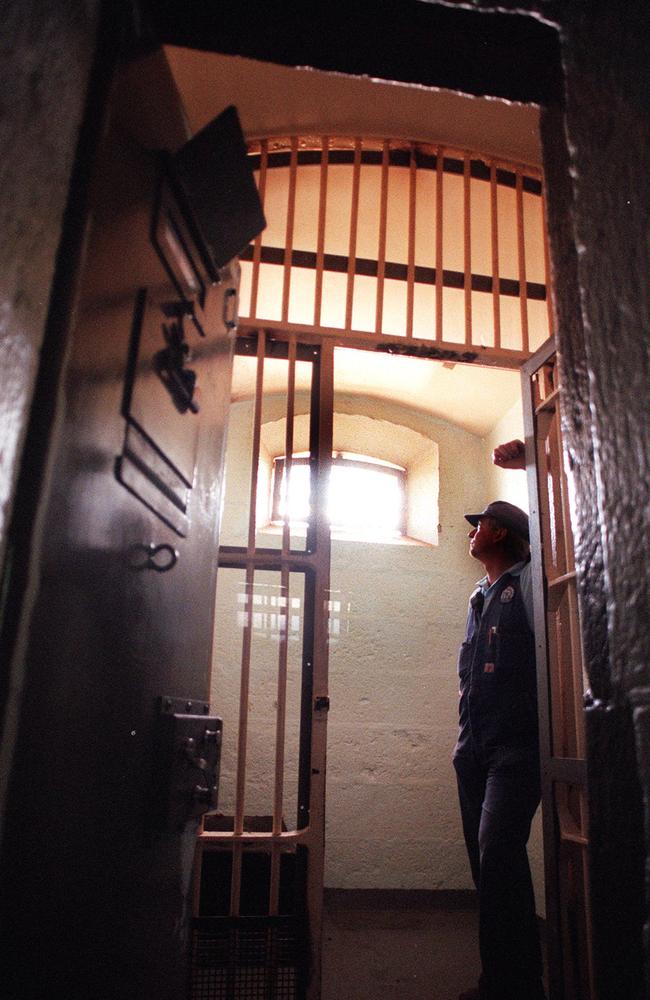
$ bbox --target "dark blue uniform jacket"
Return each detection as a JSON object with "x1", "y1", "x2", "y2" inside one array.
[{"x1": 455, "y1": 567, "x2": 538, "y2": 757}]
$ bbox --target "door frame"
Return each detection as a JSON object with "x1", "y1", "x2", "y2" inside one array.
[{"x1": 522, "y1": 338, "x2": 593, "y2": 1000}]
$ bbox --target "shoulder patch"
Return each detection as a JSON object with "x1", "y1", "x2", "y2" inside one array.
[{"x1": 500, "y1": 585, "x2": 515, "y2": 603}]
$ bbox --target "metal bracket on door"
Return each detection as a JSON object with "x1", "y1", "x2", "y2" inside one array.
[{"x1": 152, "y1": 696, "x2": 222, "y2": 832}]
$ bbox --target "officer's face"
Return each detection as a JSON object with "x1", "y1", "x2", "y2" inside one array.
[{"x1": 468, "y1": 517, "x2": 502, "y2": 560}]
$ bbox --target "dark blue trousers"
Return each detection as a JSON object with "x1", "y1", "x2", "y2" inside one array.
[{"x1": 454, "y1": 745, "x2": 546, "y2": 1000}]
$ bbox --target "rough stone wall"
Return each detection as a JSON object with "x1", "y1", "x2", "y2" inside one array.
[
  {"x1": 545, "y1": 6, "x2": 650, "y2": 996},
  {"x1": 0, "y1": 0, "x2": 101, "y2": 565}
]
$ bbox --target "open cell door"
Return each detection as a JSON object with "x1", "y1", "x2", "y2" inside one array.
[
  {"x1": 522, "y1": 340, "x2": 594, "y2": 1000},
  {"x1": 192, "y1": 332, "x2": 333, "y2": 1000},
  {"x1": 1, "y1": 51, "x2": 263, "y2": 1000}
]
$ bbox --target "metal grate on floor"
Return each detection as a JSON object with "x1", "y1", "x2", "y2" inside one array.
[{"x1": 191, "y1": 915, "x2": 306, "y2": 1000}]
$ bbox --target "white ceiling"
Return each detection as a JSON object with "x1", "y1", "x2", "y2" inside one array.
[
  {"x1": 231, "y1": 350, "x2": 521, "y2": 438},
  {"x1": 166, "y1": 47, "x2": 533, "y2": 436},
  {"x1": 165, "y1": 47, "x2": 541, "y2": 165}
]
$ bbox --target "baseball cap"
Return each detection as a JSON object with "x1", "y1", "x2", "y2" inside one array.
[{"x1": 464, "y1": 501, "x2": 530, "y2": 541}]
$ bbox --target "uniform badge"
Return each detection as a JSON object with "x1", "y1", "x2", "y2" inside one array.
[
  {"x1": 500, "y1": 585, "x2": 515, "y2": 603},
  {"x1": 484, "y1": 662, "x2": 495, "y2": 673}
]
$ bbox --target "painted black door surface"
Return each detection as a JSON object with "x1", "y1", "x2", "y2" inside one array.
[{"x1": 1, "y1": 51, "x2": 261, "y2": 1000}]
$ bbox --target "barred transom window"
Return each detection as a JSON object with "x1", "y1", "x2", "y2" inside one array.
[{"x1": 239, "y1": 137, "x2": 551, "y2": 362}]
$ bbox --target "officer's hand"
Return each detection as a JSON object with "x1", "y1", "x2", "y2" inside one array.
[{"x1": 492, "y1": 439, "x2": 526, "y2": 469}]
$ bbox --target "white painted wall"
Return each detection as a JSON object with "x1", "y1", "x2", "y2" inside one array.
[
  {"x1": 484, "y1": 398, "x2": 529, "y2": 513},
  {"x1": 325, "y1": 399, "x2": 485, "y2": 889},
  {"x1": 212, "y1": 387, "x2": 544, "y2": 911}
]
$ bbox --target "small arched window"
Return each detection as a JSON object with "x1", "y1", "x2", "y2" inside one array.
[{"x1": 271, "y1": 452, "x2": 407, "y2": 539}]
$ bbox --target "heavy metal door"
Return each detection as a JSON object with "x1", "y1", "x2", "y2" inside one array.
[
  {"x1": 522, "y1": 340, "x2": 594, "y2": 1000},
  {"x1": 1, "y1": 51, "x2": 262, "y2": 1000}
]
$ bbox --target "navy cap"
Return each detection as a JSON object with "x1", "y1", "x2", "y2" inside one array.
[{"x1": 464, "y1": 501, "x2": 529, "y2": 541}]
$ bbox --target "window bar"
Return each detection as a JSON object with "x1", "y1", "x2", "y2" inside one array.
[
  {"x1": 435, "y1": 145, "x2": 444, "y2": 343},
  {"x1": 345, "y1": 138, "x2": 362, "y2": 333},
  {"x1": 463, "y1": 153, "x2": 472, "y2": 347},
  {"x1": 282, "y1": 137, "x2": 299, "y2": 324},
  {"x1": 313, "y1": 136, "x2": 329, "y2": 328},
  {"x1": 230, "y1": 331, "x2": 266, "y2": 915},
  {"x1": 406, "y1": 143, "x2": 417, "y2": 339},
  {"x1": 375, "y1": 139, "x2": 390, "y2": 335},
  {"x1": 490, "y1": 161, "x2": 502, "y2": 350},
  {"x1": 249, "y1": 139, "x2": 268, "y2": 321},
  {"x1": 516, "y1": 170, "x2": 530, "y2": 353}
]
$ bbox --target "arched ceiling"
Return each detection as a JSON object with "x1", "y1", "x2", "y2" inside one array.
[
  {"x1": 165, "y1": 47, "x2": 541, "y2": 165},
  {"x1": 231, "y1": 350, "x2": 521, "y2": 438}
]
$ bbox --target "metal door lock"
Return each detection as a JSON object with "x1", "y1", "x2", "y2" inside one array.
[{"x1": 153, "y1": 696, "x2": 222, "y2": 832}]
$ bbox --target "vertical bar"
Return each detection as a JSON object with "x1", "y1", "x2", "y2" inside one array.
[
  {"x1": 233, "y1": 331, "x2": 265, "y2": 851},
  {"x1": 490, "y1": 161, "x2": 502, "y2": 350},
  {"x1": 375, "y1": 139, "x2": 390, "y2": 335},
  {"x1": 549, "y1": 408, "x2": 566, "y2": 576},
  {"x1": 305, "y1": 339, "x2": 334, "y2": 1000},
  {"x1": 246, "y1": 333, "x2": 266, "y2": 554},
  {"x1": 516, "y1": 170, "x2": 530, "y2": 353},
  {"x1": 463, "y1": 153, "x2": 472, "y2": 347},
  {"x1": 230, "y1": 840, "x2": 243, "y2": 917},
  {"x1": 269, "y1": 565, "x2": 289, "y2": 916},
  {"x1": 269, "y1": 337, "x2": 296, "y2": 914},
  {"x1": 249, "y1": 139, "x2": 268, "y2": 320},
  {"x1": 345, "y1": 138, "x2": 362, "y2": 333},
  {"x1": 269, "y1": 564, "x2": 289, "y2": 915},
  {"x1": 269, "y1": 572, "x2": 289, "y2": 916},
  {"x1": 282, "y1": 137, "x2": 299, "y2": 324},
  {"x1": 435, "y1": 146, "x2": 444, "y2": 343},
  {"x1": 554, "y1": 389, "x2": 587, "y2": 762},
  {"x1": 313, "y1": 137, "x2": 329, "y2": 328},
  {"x1": 282, "y1": 337, "x2": 297, "y2": 557},
  {"x1": 406, "y1": 143, "x2": 417, "y2": 338}
]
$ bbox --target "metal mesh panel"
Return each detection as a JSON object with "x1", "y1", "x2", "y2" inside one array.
[{"x1": 191, "y1": 915, "x2": 305, "y2": 1000}]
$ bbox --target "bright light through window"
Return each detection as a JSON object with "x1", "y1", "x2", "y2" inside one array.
[{"x1": 272, "y1": 454, "x2": 406, "y2": 538}]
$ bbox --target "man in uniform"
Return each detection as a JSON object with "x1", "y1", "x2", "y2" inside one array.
[{"x1": 455, "y1": 439, "x2": 546, "y2": 1000}]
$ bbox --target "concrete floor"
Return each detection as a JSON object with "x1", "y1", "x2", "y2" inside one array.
[{"x1": 322, "y1": 890, "x2": 481, "y2": 1000}]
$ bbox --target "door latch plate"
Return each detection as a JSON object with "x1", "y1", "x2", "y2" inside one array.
[{"x1": 153, "y1": 696, "x2": 222, "y2": 832}]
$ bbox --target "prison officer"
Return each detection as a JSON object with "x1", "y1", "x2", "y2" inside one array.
[{"x1": 455, "y1": 439, "x2": 546, "y2": 1000}]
